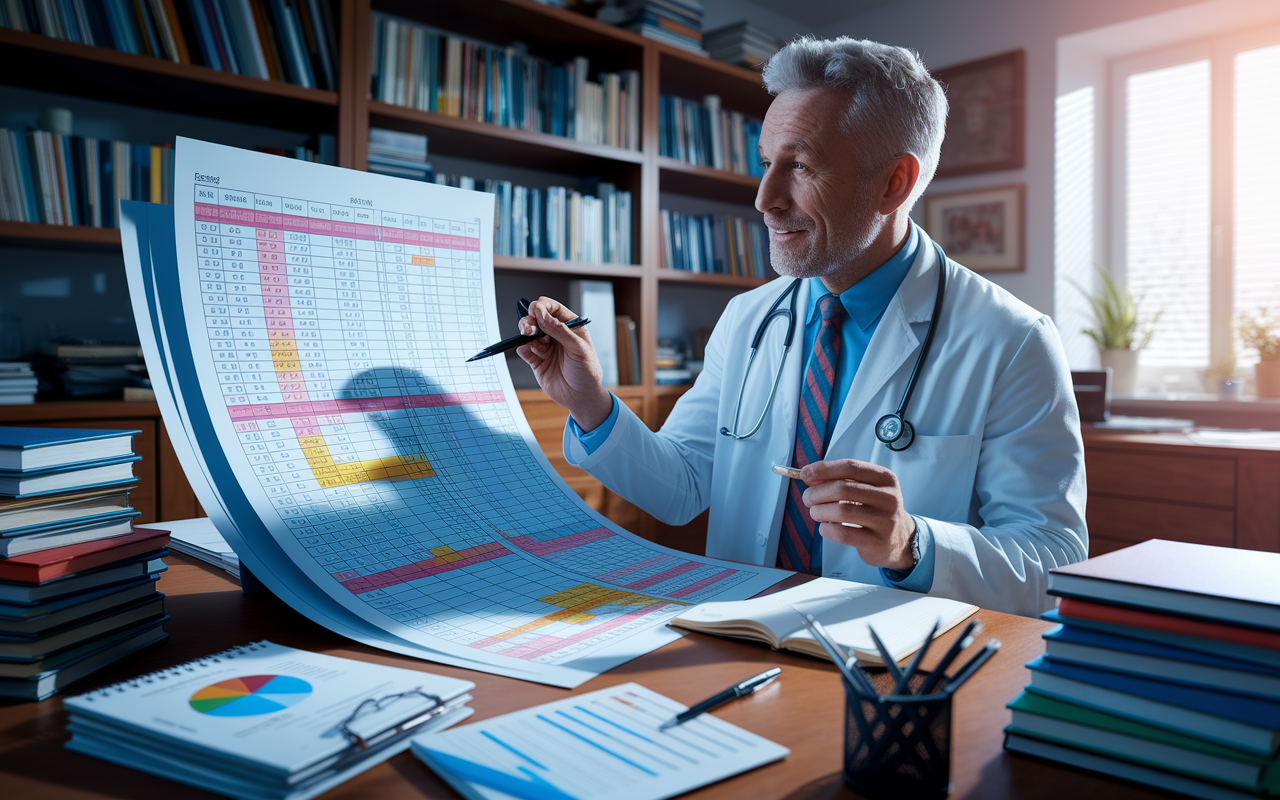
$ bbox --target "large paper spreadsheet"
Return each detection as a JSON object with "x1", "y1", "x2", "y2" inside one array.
[{"x1": 125, "y1": 139, "x2": 786, "y2": 687}]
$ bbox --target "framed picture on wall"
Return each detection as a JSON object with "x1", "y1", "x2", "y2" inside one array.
[
  {"x1": 933, "y1": 49, "x2": 1025, "y2": 177},
  {"x1": 923, "y1": 184, "x2": 1024, "y2": 273}
]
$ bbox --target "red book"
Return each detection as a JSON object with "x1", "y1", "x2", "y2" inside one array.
[
  {"x1": 1048, "y1": 539, "x2": 1280, "y2": 632},
  {"x1": 0, "y1": 527, "x2": 170, "y2": 584},
  {"x1": 1057, "y1": 597, "x2": 1280, "y2": 651}
]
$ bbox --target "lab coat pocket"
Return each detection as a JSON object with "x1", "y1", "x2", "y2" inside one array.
[{"x1": 882, "y1": 434, "x2": 977, "y2": 521}]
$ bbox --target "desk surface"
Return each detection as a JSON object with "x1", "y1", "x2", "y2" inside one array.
[{"x1": 1, "y1": 556, "x2": 1173, "y2": 800}]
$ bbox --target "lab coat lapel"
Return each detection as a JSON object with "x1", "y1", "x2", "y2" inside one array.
[
  {"x1": 767, "y1": 278, "x2": 810, "y2": 465},
  {"x1": 825, "y1": 232, "x2": 942, "y2": 455}
]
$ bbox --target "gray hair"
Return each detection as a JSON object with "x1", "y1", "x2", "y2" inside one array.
[{"x1": 762, "y1": 36, "x2": 948, "y2": 209}]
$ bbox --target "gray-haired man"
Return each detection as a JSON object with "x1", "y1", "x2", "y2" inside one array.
[{"x1": 516, "y1": 37, "x2": 1087, "y2": 616}]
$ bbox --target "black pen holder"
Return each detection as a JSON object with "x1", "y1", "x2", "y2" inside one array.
[{"x1": 841, "y1": 672, "x2": 953, "y2": 799}]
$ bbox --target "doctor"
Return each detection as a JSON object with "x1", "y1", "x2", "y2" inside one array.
[{"x1": 516, "y1": 37, "x2": 1087, "y2": 617}]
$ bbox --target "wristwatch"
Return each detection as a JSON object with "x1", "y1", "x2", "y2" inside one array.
[{"x1": 910, "y1": 527, "x2": 921, "y2": 568}]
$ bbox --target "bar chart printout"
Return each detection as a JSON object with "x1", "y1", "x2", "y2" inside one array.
[{"x1": 151, "y1": 138, "x2": 786, "y2": 687}]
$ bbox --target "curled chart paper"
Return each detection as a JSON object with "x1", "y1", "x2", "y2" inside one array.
[{"x1": 124, "y1": 139, "x2": 786, "y2": 687}]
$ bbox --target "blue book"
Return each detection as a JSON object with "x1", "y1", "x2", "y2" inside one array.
[
  {"x1": 0, "y1": 456, "x2": 141, "y2": 499},
  {"x1": 1043, "y1": 608, "x2": 1280, "y2": 670},
  {"x1": 0, "y1": 428, "x2": 139, "y2": 472},
  {"x1": 1043, "y1": 623, "x2": 1280, "y2": 700},
  {"x1": 1, "y1": 507, "x2": 141, "y2": 540},
  {"x1": 1026, "y1": 655, "x2": 1280, "y2": 756}
]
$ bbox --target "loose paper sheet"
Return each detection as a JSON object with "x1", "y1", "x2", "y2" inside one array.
[{"x1": 126, "y1": 139, "x2": 785, "y2": 687}]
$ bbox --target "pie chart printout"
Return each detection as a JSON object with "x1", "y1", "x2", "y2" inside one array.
[{"x1": 188, "y1": 675, "x2": 313, "y2": 716}]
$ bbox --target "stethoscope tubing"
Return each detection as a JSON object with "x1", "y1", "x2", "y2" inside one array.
[{"x1": 720, "y1": 241, "x2": 948, "y2": 450}]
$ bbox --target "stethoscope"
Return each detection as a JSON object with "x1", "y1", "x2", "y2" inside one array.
[{"x1": 718, "y1": 240, "x2": 948, "y2": 452}]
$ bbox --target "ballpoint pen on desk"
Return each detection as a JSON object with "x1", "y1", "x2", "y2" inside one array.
[
  {"x1": 658, "y1": 668, "x2": 781, "y2": 731},
  {"x1": 466, "y1": 297, "x2": 590, "y2": 362},
  {"x1": 943, "y1": 639, "x2": 1000, "y2": 693}
]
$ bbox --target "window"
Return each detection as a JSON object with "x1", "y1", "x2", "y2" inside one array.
[{"x1": 1111, "y1": 31, "x2": 1280, "y2": 390}]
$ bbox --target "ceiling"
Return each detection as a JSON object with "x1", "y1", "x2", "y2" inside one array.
[{"x1": 742, "y1": 0, "x2": 899, "y2": 31}]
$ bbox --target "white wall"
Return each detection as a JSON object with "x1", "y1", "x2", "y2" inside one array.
[{"x1": 818, "y1": 0, "x2": 1209, "y2": 317}]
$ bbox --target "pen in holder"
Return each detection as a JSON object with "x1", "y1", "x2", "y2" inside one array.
[{"x1": 841, "y1": 671, "x2": 953, "y2": 800}]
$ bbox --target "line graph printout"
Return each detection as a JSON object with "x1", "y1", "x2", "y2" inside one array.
[{"x1": 150, "y1": 138, "x2": 786, "y2": 687}]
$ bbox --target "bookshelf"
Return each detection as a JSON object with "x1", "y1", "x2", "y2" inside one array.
[{"x1": 0, "y1": 0, "x2": 776, "y2": 548}]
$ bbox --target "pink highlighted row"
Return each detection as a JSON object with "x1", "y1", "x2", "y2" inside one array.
[
  {"x1": 196, "y1": 203, "x2": 480, "y2": 251},
  {"x1": 226, "y1": 390, "x2": 506, "y2": 420}
]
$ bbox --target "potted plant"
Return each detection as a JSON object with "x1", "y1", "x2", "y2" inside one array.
[
  {"x1": 1239, "y1": 307, "x2": 1280, "y2": 398},
  {"x1": 1074, "y1": 266, "x2": 1159, "y2": 394}
]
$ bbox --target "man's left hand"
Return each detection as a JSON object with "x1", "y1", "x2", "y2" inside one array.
[{"x1": 799, "y1": 459, "x2": 917, "y2": 572}]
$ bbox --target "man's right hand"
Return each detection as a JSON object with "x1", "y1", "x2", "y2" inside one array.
[{"x1": 516, "y1": 296, "x2": 614, "y2": 431}]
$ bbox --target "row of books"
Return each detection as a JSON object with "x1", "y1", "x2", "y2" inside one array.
[
  {"x1": 0, "y1": 129, "x2": 172, "y2": 227},
  {"x1": 660, "y1": 209, "x2": 773, "y2": 278},
  {"x1": 371, "y1": 13, "x2": 641, "y2": 151},
  {"x1": 0, "y1": 0, "x2": 338, "y2": 90},
  {"x1": 38, "y1": 341, "x2": 148, "y2": 399},
  {"x1": 0, "y1": 363, "x2": 36, "y2": 405},
  {"x1": 437, "y1": 173, "x2": 633, "y2": 266},
  {"x1": 1005, "y1": 539, "x2": 1280, "y2": 799},
  {"x1": 660, "y1": 93, "x2": 764, "y2": 176},
  {"x1": 0, "y1": 427, "x2": 169, "y2": 701},
  {"x1": 0, "y1": 128, "x2": 334, "y2": 229}
]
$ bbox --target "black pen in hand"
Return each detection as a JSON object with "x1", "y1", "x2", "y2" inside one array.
[
  {"x1": 658, "y1": 668, "x2": 781, "y2": 731},
  {"x1": 465, "y1": 303, "x2": 590, "y2": 362}
]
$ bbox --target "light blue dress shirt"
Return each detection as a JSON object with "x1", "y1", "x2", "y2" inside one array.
[{"x1": 570, "y1": 223, "x2": 934, "y2": 592}]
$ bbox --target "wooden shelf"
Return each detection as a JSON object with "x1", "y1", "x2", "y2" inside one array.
[
  {"x1": 0, "y1": 28, "x2": 338, "y2": 131},
  {"x1": 494, "y1": 256, "x2": 644, "y2": 279},
  {"x1": 370, "y1": 102, "x2": 645, "y2": 173},
  {"x1": 0, "y1": 221, "x2": 123, "y2": 249},
  {"x1": 657, "y1": 158, "x2": 761, "y2": 204},
  {"x1": 656, "y1": 45, "x2": 773, "y2": 117},
  {"x1": 658, "y1": 269, "x2": 772, "y2": 288},
  {"x1": 654, "y1": 383, "x2": 693, "y2": 396}
]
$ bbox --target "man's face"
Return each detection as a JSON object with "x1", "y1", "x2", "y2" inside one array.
[{"x1": 755, "y1": 87, "x2": 883, "y2": 279}]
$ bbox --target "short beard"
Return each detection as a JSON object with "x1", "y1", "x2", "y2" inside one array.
[{"x1": 767, "y1": 182, "x2": 882, "y2": 280}]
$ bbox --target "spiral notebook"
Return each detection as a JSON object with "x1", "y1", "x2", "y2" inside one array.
[{"x1": 63, "y1": 640, "x2": 476, "y2": 800}]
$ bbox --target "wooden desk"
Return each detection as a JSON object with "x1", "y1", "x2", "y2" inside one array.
[
  {"x1": 1082, "y1": 428, "x2": 1280, "y2": 556},
  {"x1": 1, "y1": 556, "x2": 1170, "y2": 800}
]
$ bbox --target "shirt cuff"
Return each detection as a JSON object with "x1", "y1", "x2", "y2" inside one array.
[
  {"x1": 566, "y1": 393, "x2": 620, "y2": 456},
  {"x1": 881, "y1": 516, "x2": 936, "y2": 593}
]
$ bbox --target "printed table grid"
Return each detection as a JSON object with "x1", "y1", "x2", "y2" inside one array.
[{"x1": 192, "y1": 181, "x2": 754, "y2": 666}]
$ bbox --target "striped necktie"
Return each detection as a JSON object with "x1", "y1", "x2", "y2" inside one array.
[{"x1": 777, "y1": 294, "x2": 843, "y2": 574}]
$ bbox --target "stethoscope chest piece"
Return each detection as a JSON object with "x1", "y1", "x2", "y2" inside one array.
[{"x1": 876, "y1": 413, "x2": 914, "y2": 451}]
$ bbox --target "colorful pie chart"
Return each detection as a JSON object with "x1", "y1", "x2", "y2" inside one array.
[{"x1": 188, "y1": 675, "x2": 312, "y2": 717}]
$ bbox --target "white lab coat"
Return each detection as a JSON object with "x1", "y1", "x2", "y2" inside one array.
[{"x1": 564, "y1": 229, "x2": 1087, "y2": 617}]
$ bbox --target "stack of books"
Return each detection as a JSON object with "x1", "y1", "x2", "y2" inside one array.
[
  {"x1": 661, "y1": 209, "x2": 772, "y2": 277},
  {"x1": 655, "y1": 339, "x2": 691, "y2": 385},
  {"x1": 39, "y1": 342, "x2": 146, "y2": 398},
  {"x1": 0, "y1": 0, "x2": 338, "y2": 90},
  {"x1": 619, "y1": 0, "x2": 705, "y2": 54},
  {"x1": 702, "y1": 21, "x2": 782, "y2": 71},
  {"x1": 370, "y1": 13, "x2": 641, "y2": 151},
  {"x1": 367, "y1": 129, "x2": 433, "y2": 183},
  {"x1": 659, "y1": 93, "x2": 764, "y2": 176},
  {"x1": 1005, "y1": 539, "x2": 1280, "y2": 799},
  {"x1": 435, "y1": 173, "x2": 632, "y2": 265},
  {"x1": 0, "y1": 363, "x2": 37, "y2": 405},
  {"x1": 0, "y1": 428, "x2": 169, "y2": 701}
]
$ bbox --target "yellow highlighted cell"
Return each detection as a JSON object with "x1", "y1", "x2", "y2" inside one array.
[{"x1": 411, "y1": 256, "x2": 435, "y2": 266}]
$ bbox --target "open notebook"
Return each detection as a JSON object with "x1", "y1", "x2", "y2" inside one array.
[{"x1": 670, "y1": 577, "x2": 978, "y2": 666}]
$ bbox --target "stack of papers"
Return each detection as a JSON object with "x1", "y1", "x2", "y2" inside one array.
[
  {"x1": 66, "y1": 640, "x2": 475, "y2": 800},
  {"x1": 159, "y1": 517, "x2": 239, "y2": 578},
  {"x1": 413, "y1": 682, "x2": 788, "y2": 800}
]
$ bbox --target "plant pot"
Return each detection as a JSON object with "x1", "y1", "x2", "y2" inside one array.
[
  {"x1": 1256, "y1": 360, "x2": 1280, "y2": 398},
  {"x1": 1099, "y1": 349, "x2": 1139, "y2": 395}
]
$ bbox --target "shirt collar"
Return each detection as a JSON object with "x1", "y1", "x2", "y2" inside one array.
[{"x1": 806, "y1": 222, "x2": 920, "y2": 331}]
